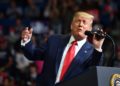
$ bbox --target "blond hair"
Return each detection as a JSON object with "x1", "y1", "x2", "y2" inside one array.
[{"x1": 74, "y1": 11, "x2": 94, "y2": 20}]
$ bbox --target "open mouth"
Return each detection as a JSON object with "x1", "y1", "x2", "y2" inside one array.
[{"x1": 77, "y1": 29, "x2": 82, "y2": 32}]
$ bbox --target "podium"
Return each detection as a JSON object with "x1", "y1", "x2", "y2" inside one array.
[{"x1": 56, "y1": 66, "x2": 120, "y2": 86}]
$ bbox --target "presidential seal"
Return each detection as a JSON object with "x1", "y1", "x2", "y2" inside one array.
[{"x1": 110, "y1": 74, "x2": 120, "y2": 86}]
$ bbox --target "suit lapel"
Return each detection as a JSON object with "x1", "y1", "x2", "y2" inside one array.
[
  {"x1": 55, "y1": 35, "x2": 70, "y2": 75},
  {"x1": 63, "y1": 41, "x2": 93, "y2": 80},
  {"x1": 75, "y1": 41, "x2": 93, "y2": 64}
]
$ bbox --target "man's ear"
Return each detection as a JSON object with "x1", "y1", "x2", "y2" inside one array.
[
  {"x1": 70, "y1": 22, "x2": 73, "y2": 30},
  {"x1": 90, "y1": 26, "x2": 92, "y2": 31},
  {"x1": 88, "y1": 25, "x2": 92, "y2": 31}
]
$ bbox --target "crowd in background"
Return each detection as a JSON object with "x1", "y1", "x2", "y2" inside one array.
[{"x1": 0, "y1": 0, "x2": 120, "y2": 85}]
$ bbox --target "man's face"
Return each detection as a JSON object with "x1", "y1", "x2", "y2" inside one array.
[{"x1": 71, "y1": 15, "x2": 93, "y2": 40}]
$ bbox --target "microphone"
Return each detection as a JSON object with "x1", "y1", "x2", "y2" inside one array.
[
  {"x1": 85, "y1": 24, "x2": 106, "y2": 40},
  {"x1": 85, "y1": 24, "x2": 116, "y2": 66}
]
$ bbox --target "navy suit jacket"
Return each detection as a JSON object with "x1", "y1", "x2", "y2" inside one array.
[{"x1": 21, "y1": 34, "x2": 103, "y2": 86}]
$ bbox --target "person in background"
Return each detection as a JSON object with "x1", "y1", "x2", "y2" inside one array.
[{"x1": 20, "y1": 11, "x2": 105, "y2": 86}]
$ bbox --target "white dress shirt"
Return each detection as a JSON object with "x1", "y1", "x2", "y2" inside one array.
[{"x1": 55, "y1": 36, "x2": 87, "y2": 84}]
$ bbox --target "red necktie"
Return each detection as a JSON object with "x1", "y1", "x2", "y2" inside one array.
[{"x1": 60, "y1": 40, "x2": 77, "y2": 80}]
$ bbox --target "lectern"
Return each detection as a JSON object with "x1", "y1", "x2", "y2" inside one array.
[{"x1": 56, "y1": 66, "x2": 120, "y2": 86}]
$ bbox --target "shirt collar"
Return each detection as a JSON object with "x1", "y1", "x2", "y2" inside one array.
[{"x1": 69, "y1": 35, "x2": 87, "y2": 46}]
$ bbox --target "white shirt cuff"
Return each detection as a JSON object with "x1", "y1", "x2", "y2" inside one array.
[
  {"x1": 95, "y1": 48, "x2": 102, "y2": 52},
  {"x1": 21, "y1": 39, "x2": 31, "y2": 46}
]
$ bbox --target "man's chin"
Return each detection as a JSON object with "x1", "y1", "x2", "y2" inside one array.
[
  {"x1": 78, "y1": 32, "x2": 84, "y2": 36},
  {"x1": 74, "y1": 34, "x2": 85, "y2": 40}
]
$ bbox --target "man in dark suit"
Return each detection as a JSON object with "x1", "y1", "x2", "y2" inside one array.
[{"x1": 21, "y1": 11, "x2": 105, "y2": 86}]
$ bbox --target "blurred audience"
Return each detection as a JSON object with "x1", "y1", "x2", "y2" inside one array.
[{"x1": 0, "y1": 0, "x2": 119, "y2": 85}]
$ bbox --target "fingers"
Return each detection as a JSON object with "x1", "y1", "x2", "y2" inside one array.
[
  {"x1": 21, "y1": 27, "x2": 33, "y2": 42},
  {"x1": 23, "y1": 27, "x2": 33, "y2": 33},
  {"x1": 93, "y1": 30, "x2": 106, "y2": 41},
  {"x1": 93, "y1": 33, "x2": 105, "y2": 49},
  {"x1": 29, "y1": 28, "x2": 33, "y2": 34}
]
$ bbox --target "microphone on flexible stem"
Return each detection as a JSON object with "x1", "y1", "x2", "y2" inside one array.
[
  {"x1": 85, "y1": 24, "x2": 106, "y2": 40},
  {"x1": 85, "y1": 24, "x2": 116, "y2": 66}
]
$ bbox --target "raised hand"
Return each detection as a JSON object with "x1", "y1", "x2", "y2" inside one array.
[
  {"x1": 92, "y1": 29, "x2": 106, "y2": 51},
  {"x1": 21, "y1": 27, "x2": 33, "y2": 43}
]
